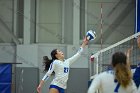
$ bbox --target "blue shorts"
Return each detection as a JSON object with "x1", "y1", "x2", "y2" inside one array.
[{"x1": 49, "y1": 85, "x2": 65, "y2": 93}]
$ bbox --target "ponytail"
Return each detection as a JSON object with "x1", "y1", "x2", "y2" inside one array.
[
  {"x1": 112, "y1": 52, "x2": 132, "y2": 88},
  {"x1": 115, "y1": 63, "x2": 132, "y2": 88},
  {"x1": 43, "y1": 56, "x2": 53, "y2": 72},
  {"x1": 43, "y1": 49, "x2": 58, "y2": 72}
]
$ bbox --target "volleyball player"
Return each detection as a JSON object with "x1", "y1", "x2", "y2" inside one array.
[
  {"x1": 36, "y1": 37, "x2": 89, "y2": 93},
  {"x1": 88, "y1": 52, "x2": 138, "y2": 93}
]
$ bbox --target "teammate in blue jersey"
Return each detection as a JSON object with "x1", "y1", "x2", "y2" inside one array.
[{"x1": 37, "y1": 37, "x2": 89, "y2": 93}]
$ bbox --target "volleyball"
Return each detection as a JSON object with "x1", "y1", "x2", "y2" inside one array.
[{"x1": 86, "y1": 30, "x2": 96, "y2": 41}]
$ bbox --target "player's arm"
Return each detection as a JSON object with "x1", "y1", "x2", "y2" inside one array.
[
  {"x1": 81, "y1": 37, "x2": 89, "y2": 48},
  {"x1": 37, "y1": 80, "x2": 44, "y2": 93},
  {"x1": 37, "y1": 62, "x2": 56, "y2": 93},
  {"x1": 67, "y1": 30, "x2": 96, "y2": 65},
  {"x1": 125, "y1": 46, "x2": 133, "y2": 67},
  {"x1": 42, "y1": 62, "x2": 55, "y2": 81},
  {"x1": 67, "y1": 37, "x2": 88, "y2": 65}
]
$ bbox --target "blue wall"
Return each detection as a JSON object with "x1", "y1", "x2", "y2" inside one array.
[{"x1": 0, "y1": 64, "x2": 12, "y2": 93}]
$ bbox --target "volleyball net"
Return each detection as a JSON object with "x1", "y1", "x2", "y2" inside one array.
[{"x1": 90, "y1": 32, "x2": 140, "y2": 79}]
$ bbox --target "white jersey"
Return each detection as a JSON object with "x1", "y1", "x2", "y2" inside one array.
[
  {"x1": 88, "y1": 70, "x2": 138, "y2": 93},
  {"x1": 42, "y1": 47, "x2": 83, "y2": 89}
]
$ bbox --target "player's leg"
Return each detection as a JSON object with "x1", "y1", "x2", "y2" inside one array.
[
  {"x1": 49, "y1": 88, "x2": 59, "y2": 93},
  {"x1": 49, "y1": 85, "x2": 64, "y2": 93}
]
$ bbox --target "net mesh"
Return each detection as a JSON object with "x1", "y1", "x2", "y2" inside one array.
[{"x1": 90, "y1": 32, "x2": 140, "y2": 79}]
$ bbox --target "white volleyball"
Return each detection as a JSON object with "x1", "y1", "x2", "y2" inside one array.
[{"x1": 86, "y1": 30, "x2": 96, "y2": 41}]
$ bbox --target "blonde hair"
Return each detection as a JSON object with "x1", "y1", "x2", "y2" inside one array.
[
  {"x1": 115, "y1": 63, "x2": 132, "y2": 88},
  {"x1": 112, "y1": 52, "x2": 132, "y2": 88}
]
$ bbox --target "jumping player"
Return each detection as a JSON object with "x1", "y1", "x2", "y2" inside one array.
[{"x1": 37, "y1": 30, "x2": 96, "y2": 93}]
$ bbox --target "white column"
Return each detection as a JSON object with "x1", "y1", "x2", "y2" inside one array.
[
  {"x1": 23, "y1": 0, "x2": 31, "y2": 44},
  {"x1": 85, "y1": 0, "x2": 87, "y2": 33},
  {"x1": 62, "y1": 0, "x2": 65, "y2": 44},
  {"x1": 36, "y1": 0, "x2": 39, "y2": 43},
  {"x1": 13, "y1": 0, "x2": 17, "y2": 36},
  {"x1": 73, "y1": 0, "x2": 80, "y2": 45}
]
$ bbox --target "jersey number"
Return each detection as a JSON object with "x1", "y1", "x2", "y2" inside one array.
[{"x1": 64, "y1": 67, "x2": 69, "y2": 73}]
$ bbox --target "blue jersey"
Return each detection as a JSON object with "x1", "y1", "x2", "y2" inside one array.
[{"x1": 42, "y1": 47, "x2": 83, "y2": 89}]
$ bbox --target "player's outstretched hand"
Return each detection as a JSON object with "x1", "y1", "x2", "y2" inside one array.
[
  {"x1": 83, "y1": 37, "x2": 89, "y2": 45},
  {"x1": 37, "y1": 85, "x2": 41, "y2": 93}
]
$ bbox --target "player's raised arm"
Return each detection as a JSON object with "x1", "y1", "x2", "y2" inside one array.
[{"x1": 68, "y1": 30, "x2": 96, "y2": 65}]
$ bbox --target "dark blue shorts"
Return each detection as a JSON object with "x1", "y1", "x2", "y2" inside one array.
[{"x1": 49, "y1": 85, "x2": 65, "y2": 93}]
